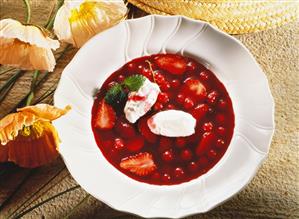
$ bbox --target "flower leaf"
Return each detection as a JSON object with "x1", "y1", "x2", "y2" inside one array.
[{"x1": 123, "y1": 74, "x2": 146, "y2": 91}]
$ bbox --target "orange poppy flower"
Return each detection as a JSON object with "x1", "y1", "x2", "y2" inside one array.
[
  {"x1": 0, "y1": 104, "x2": 71, "y2": 168},
  {"x1": 0, "y1": 19, "x2": 60, "y2": 71}
]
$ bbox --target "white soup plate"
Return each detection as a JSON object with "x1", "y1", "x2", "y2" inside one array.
[{"x1": 53, "y1": 15, "x2": 275, "y2": 218}]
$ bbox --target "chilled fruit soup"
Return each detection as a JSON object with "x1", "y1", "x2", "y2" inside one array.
[{"x1": 92, "y1": 54, "x2": 234, "y2": 185}]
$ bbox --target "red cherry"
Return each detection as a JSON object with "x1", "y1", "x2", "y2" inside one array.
[
  {"x1": 180, "y1": 149, "x2": 193, "y2": 161},
  {"x1": 218, "y1": 99, "x2": 227, "y2": 109},
  {"x1": 216, "y1": 139, "x2": 225, "y2": 148},
  {"x1": 166, "y1": 104, "x2": 175, "y2": 109},
  {"x1": 141, "y1": 67, "x2": 149, "y2": 74},
  {"x1": 107, "y1": 81, "x2": 117, "y2": 89},
  {"x1": 127, "y1": 62, "x2": 137, "y2": 71},
  {"x1": 217, "y1": 126, "x2": 226, "y2": 135},
  {"x1": 137, "y1": 65, "x2": 144, "y2": 70},
  {"x1": 187, "y1": 61, "x2": 197, "y2": 71},
  {"x1": 170, "y1": 79, "x2": 180, "y2": 88},
  {"x1": 159, "y1": 137, "x2": 172, "y2": 152},
  {"x1": 141, "y1": 68, "x2": 152, "y2": 78},
  {"x1": 162, "y1": 173, "x2": 171, "y2": 182},
  {"x1": 113, "y1": 138, "x2": 125, "y2": 150},
  {"x1": 216, "y1": 114, "x2": 225, "y2": 124},
  {"x1": 199, "y1": 71, "x2": 209, "y2": 80},
  {"x1": 184, "y1": 97, "x2": 194, "y2": 109},
  {"x1": 126, "y1": 136, "x2": 145, "y2": 152},
  {"x1": 117, "y1": 74, "x2": 125, "y2": 82},
  {"x1": 154, "y1": 71, "x2": 165, "y2": 83},
  {"x1": 115, "y1": 120, "x2": 136, "y2": 138},
  {"x1": 177, "y1": 94, "x2": 185, "y2": 104},
  {"x1": 154, "y1": 102, "x2": 164, "y2": 111},
  {"x1": 151, "y1": 172, "x2": 160, "y2": 180},
  {"x1": 191, "y1": 104, "x2": 209, "y2": 120},
  {"x1": 174, "y1": 167, "x2": 185, "y2": 178},
  {"x1": 160, "y1": 82, "x2": 171, "y2": 91},
  {"x1": 207, "y1": 91, "x2": 219, "y2": 105},
  {"x1": 157, "y1": 92, "x2": 169, "y2": 103},
  {"x1": 198, "y1": 156, "x2": 209, "y2": 166},
  {"x1": 195, "y1": 132, "x2": 215, "y2": 156},
  {"x1": 175, "y1": 137, "x2": 187, "y2": 148},
  {"x1": 162, "y1": 150, "x2": 174, "y2": 162},
  {"x1": 202, "y1": 122, "x2": 213, "y2": 132},
  {"x1": 188, "y1": 161, "x2": 198, "y2": 172},
  {"x1": 208, "y1": 149, "x2": 217, "y2": 159}
]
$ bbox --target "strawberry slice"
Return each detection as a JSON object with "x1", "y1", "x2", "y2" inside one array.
[
  {"x1": 195, "y1": 132, "x2": 215, "y2": 156},
  {"x1": 183, "y1": 78, "x2": 207, "y2": 98},
  {"x1": 138, "y1": 116, "x2": 158, "y2": 143},
  {"x1": 120, "y1": 152, "x2": 157, "y2": 176},
  {"x1": 155, "y1": 54, "x2": 187, "y2": 75},
  {"x1": 94, "y1": 99, "x2": 116, "y2": 130}
]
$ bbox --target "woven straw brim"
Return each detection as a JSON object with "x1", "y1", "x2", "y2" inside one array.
[{"x1": 128, "y1": 0, "x2": 299, "y2": 34}]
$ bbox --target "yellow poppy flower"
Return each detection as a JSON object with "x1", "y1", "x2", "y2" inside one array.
[
  {"x1": 54, "y1": 0, "x2": 127, "y2": 47},
  {"x1": 0, "y1": 19, "x2": 60, "y2": 71},
  {"x1": 0, "y1": 104, "x2": 71, "y2": 168}
]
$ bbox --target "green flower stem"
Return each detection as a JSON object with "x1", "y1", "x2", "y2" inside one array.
[
  {"x1": 14, "y1": 185, "x2": 80, "y2": 219},
  {"x1": 62, "y1": 195, "x2": 90, "y2": 219},
  {"x1": 0, "y1": 70, "x2": 23, "y2": 93},
  {"x1": 23, "y1": 0, "x2": 31, "y2": 24},
  {"x1": 9, "y1": 72, "x2": 48, "y2": 112},
  {"x1": 22, "y1": 0, "x2": 65, "y2": 107},
  {"x1": 9, "y1": 70, "x2": 53, "y2": 112},
  {"x1": 45, "y1": 0, "x2": 65, "y2": 30},
  {"x1": 25, "y1": 70, "x2": 40, "y2": 106}
]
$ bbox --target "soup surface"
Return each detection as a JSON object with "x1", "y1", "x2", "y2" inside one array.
[{"x1": 92, "y1": 54, "x2": 234, "y2": 185}]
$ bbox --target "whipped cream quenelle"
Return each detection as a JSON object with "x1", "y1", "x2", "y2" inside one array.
[
  {"x1": 147, "y1": 110, "x2": 196, "y2": 137},
  {"x1": 124, "y1": 78, "x2": 160, "y2": 123}
]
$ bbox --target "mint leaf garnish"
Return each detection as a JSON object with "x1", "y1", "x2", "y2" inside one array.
[
  {"x1": 123, "y1": 75, "x2": 146, "y2": 91},
  {"x1": 104, "y1": 74, "x2": 146, "y2": 107},
  {"x1": 105, "y1": 83, "x2": 126, "y2": 105}
]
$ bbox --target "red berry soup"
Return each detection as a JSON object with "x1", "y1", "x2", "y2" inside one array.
[{"x1": 92, "y1": 54, "x2": 234, "y2": 185}]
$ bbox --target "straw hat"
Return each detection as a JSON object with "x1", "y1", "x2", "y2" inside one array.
[{"x1": 128, "y1": 0, "x2": 299, "y2": 34}]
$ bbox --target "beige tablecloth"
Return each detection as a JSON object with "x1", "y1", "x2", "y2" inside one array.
[{"x1": 0, "y1": 1, "x2": 298, "y2": 218}]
